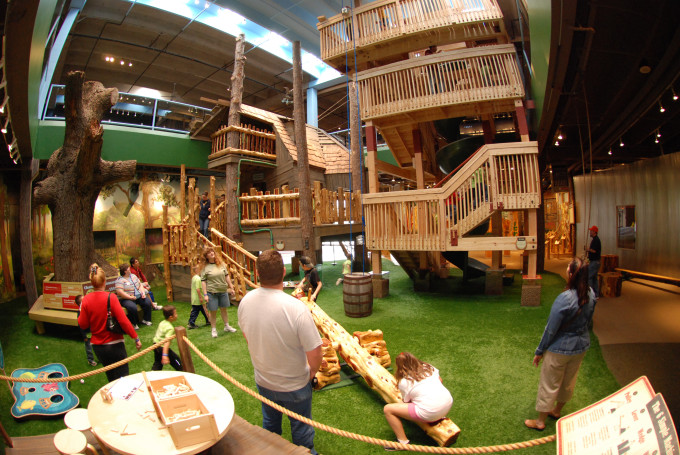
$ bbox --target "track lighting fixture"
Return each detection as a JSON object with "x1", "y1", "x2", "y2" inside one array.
[
  {"x1": 673, "y1": 88, "x2": 678, "y2": 101},
  {"x1": 557, "y1": 134, "x2": 563, "y2": 140},
  {"x1": 608, "y1": 149, "x2": 612, "y2": 155},
  {"x1": 0, "y1": 96, "x2": 8, "y2": 114},
  {"x1": 554, "y1": 140, "x2": 559, "y2": 146},
  {"x1": 1, "y1": 117, "x2": 8, "y2": 134},
  {"x1": 659, "y1": 101, "x2": 665, "y2": 113},
  {"x1": 619, "y1": 138, "x2": 624, "y2": 147},
  {"x1": 656, "y1": 130, "x2": 661, "y2": 138}
]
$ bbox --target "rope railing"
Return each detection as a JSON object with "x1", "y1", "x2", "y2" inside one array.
[{"x1": 0, "y1": 334, "x2": 556, "y2": 453}]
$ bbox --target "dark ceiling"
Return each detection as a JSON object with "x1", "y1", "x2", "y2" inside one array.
[{"x1": 537, "y1": 0, "x2": 680, "y2": 175}]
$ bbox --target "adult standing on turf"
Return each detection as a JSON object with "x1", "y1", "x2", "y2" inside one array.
[
  {"x1": 524, "y1": 257, "x2": 597, "y2": 431},
  {"x1": 201, "y1": 246, "x2": 236, "y2": 338},
  {"x1": 78, "y1": 263, "x2": 142, "y2": 382},
  {"x1": 238, "y1": 250, "x2": 322, "y2": 454},
  {"x1": 586, "y1": 226, "x2": 601, "y2": 298}
]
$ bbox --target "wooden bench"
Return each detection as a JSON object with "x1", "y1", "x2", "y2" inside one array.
[
  {"x1": 29, "y1": 295, "x2": 144, "y2": 335},
  {"x1": 615, "y1": 268, "x2": 680, "y2": 287}
]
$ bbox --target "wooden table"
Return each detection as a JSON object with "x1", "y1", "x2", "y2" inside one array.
[{"x1": 88, "y1": 371, "x2": 234, "y2": 455}]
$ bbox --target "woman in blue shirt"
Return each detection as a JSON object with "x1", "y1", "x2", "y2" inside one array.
[{"x1": 525, "y1": 257, "x2": 597, "y2": 431}]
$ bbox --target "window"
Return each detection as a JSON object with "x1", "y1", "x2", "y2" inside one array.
[{"x1": 616, "y1": 205, "x2": 636, "y2": 249}]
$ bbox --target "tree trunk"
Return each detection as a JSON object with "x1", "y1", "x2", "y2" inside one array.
[
  {"x1": 33, "y1": 71, "x2": 136, "y2": 282},
  {"x1": 226, "y1": 34, "x2": 246, "y2": 242},
  {"x1": 294, "y1": 41, "x2": 314, "y2": 259},
  {"x1": 0, "y1": 181, "x2": 13, "y2": 294},
  {"x1": 21, "y1": 160, "x2": 40, "y2": 308}
]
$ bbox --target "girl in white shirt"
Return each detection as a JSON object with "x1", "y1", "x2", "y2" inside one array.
[{"x1": 383, "y1": 352, "x2": 453, "y2": 450}]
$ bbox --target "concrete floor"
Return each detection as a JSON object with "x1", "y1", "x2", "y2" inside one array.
[{"x1": 470, "y1": 251, "x2": 680, "y2": 429}]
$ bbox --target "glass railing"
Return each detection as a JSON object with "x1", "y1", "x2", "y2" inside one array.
[{"x1": 42, "y1": 85, "x2": 213, "y2": 134}]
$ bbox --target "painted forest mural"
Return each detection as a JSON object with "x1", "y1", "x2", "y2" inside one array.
[{"x1": 30, "y1": 174, "x2": 213, "y2": 292}]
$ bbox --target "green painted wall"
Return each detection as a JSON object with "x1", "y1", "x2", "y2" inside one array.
[
  {"x1": 527, "y1": 0, "x2": 552, "y2": 128},
  {"x1": 29, "y1": 0, "x2": 59, "y2": 153},
  {"x1": 36, "y1": 121, "x2": 210, "y2": 168}
]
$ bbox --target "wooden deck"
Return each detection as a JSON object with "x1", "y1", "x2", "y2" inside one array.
[{"x1": 4, "y1": 415, "x2": 311, "y2": 455}]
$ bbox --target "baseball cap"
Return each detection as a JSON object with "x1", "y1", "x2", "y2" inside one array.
[{"x1": 588, "y1": 226, "x2": 598, "y2": 233}]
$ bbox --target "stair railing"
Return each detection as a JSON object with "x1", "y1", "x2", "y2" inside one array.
[{"x1": 362, "y1": 141, "x2": 540, "y2": 251}]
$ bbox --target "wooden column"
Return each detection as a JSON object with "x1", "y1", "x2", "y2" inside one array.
[
  {"x1": 174, "y1": 326, "x2": 195, "y2": 373},
  {"x1": 162, "y1": 205, "x2": 173, "y2": 302},
  {"x1": 226, "y1": 33, "x2": 246, "y2": 242},
  {"x1": 294, "y1": 41, "x2": 314, "y2": 259},
  {"x1": 209, "y1": 176, "x2": 216, "y2": 239},
  {"x1": 349, "y1": 79, "x2": 366, "y2": 270},
  {"x1": 413, "y1": 130, "x2": 427, "y2": 271},
  {"x1": 526, "y1": 209, "x2": 537, "y2": 278},
  {"x1": 180, "y1": 164, "x2": 186, "y2": 221},
  {"x1": 515, "y1": 100, "x2": 530, "y2": 142},
  {"x1": 21, "y1": 159, "x2": 39, "y2": 308},
  {"x1": 365, "y1": 124, "x2": 383, "y2": 286},
  {"x1": 491, "y1": 212, "x2": 503, "y2": 269}
]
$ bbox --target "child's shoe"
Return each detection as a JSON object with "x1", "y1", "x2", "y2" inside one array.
[
  {"x1": 211, "y1": 328, "x2": 218, "y2": 338},
  {"x1": 187, "y1": 323, "x2": 198, "y2": 329}
]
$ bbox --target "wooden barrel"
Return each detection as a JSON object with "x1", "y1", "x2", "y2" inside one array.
[{"x1": 343, "y1": 273, "x2": 373, "y2": 318}]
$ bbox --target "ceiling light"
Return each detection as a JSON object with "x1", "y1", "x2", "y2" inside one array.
[
  {"x1": 1, "y1": 118, "x2": 8, "y2": 134},
  {"x1": 608, "y1": 149, "x2": 612, "y2": 155},
  {"x1": 554, "y1": 141, "x2": 559, "y2": 146},
  {"x1": 673, "y1": 88, "x2": 678, "y2": 101},
  {"x1": 659, "y1": 101, "x2": 665, "y2": 113},
  {"x1": 656, "y1": 130, "x2": 661, "y2": 138},
  {"x1": 0, "y1": 96, "x2": 7, "y2": 114},
  {"x1": 619, "y1": 138, "x2": 624, "y2": 147},
  {"x1": 120, "y1": 60, "x2": 125, "y2": 65},
  {"x1": 639, "y1": 59, "x2": 651, "y2": 74},
  {"x1": 654, "y1": 137, "x2": 659, "y2": 144},
  {"x1": 557, "y1": 134, "x2": 563, "y2": 140},
  {"x1": 128, "y1": 62, "x2": 133, "y2": 67}
]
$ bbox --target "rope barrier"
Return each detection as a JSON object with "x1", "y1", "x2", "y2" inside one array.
[
  {"x1": 181, "y1": 336, "x2": 556, "y2": 453},
  {"x1": 0, "y1": 335, "x2": 176, "y2": 383},
  {"x1": 0, "y1": 333, "x2": 556, "y2": 452}
]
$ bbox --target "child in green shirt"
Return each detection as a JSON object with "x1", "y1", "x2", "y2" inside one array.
[
  {"x1": 151, "y1": 305, "x2": 182, "y2": 371},
  {"x1": 187, "y1": 264, "x2": 210, "y2": 329}
]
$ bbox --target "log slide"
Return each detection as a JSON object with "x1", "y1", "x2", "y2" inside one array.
[{"x1": 300, "y1": 298, "x2": 460, "y2": 446}]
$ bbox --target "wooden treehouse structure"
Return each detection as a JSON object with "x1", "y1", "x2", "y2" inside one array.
[{"x1": 317, "y1": 0, "x2": 541, "y2": 296}]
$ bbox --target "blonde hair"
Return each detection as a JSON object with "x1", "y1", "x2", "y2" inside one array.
[{"x1": 89, "y1": 263, "x2": 106, "y2": 289}]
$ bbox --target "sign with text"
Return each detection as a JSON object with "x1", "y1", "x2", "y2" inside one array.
[{"x1": 557, "y1": 376, "x2": 678, "y2": 455}]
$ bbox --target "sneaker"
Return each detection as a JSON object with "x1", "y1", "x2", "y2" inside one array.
[
  {"x1": 153, "y1": 303, "x2": 163, "y2": 310},
  {"x1": 211, "y1": 328, "x2": 218, "y2": 338},
  {"x1": 224, "y1": 324, "x2": 237, "y2": 333},
  {"x1": 141, "y1": 320, "x2": 153, "y2": 326},
  {"x1": 187, "y1": 323, "x2": 198, "y2": 330},
  {"x1": 134, "y1": 324, "x2": 139, "y2": 329},
  {"x1": 88, "y1": 360, "x2": 98, "y2": 367}
]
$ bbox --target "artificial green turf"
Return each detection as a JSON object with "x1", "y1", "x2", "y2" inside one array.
[{"x1": 0, "y1": 260, "x2": 620, "y2": 454}]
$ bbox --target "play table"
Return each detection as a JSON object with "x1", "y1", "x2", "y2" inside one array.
[{"x1": 88, "y1": 371, "x2": 234, "y2": 455}]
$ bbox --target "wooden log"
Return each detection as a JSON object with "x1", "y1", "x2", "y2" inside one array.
[
  {"x1": 599, "y1": 272, "x2": 622, "y2": 298},
  {"x1": 174, "y1": 326, "x2": 195, "y2": 373},
  {"x1": 162, "y1": 206, "x2": 174, "y2": 302},
  {"x1": 301, "y1": 298, "x2": 460, "y2": 446},
  {"x1": 180, "y1": 164, "x2": 186, "y2": 221},
  {"x1": 614, "y1": 268, "x2": 680, "y2": 287},
  {"x1": 601, "y1": 255, "x2": 619, "y2": 273}
]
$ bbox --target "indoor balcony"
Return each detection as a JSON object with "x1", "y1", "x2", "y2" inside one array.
[
  {"x1": 207, "y1": 123, "x2": 276, "y2": 169},
  {"x1": 362, "y1": 141, "x2": 540, "y2": 252},
  {"x1": 317, "y1": 0, "x2": 505, "y2": 72},
  {"x1": 356, "y1": 44, "x2": 524, "y2": 128}
]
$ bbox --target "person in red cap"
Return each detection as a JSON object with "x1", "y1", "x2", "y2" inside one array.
[{"x1": 586, "y1": 226, "x2": 601, "y2": 297}]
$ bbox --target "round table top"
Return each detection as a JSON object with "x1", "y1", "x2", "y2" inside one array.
[
  {"x1": 64, "y1": 408, "x2": 91, "y2": 432},
  {"x1": 88, "y1": 371, "x2": 234, "y2": 455},
  {"x1": 53, "y1": 428, "x2": 87, "y2": 454}
]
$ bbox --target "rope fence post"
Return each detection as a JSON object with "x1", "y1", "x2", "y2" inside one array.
[{"x1": 175, "y1": 326, "x2": 195, "y2": 373}]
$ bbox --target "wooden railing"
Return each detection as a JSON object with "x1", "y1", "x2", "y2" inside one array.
[
  {"x1": 210, "y1": 200, "x2": 226, "y2": 236},
  {"x1": 239, "y1": 184, "x2": 362, "y2": 228},
  {"x1": 318, "y1": 0, "x2": 504, "y2": 68},
  {"x1": 210, "y1": 124, "x2": 276, "y2": 161},
  {"x1": 356, "y1": 44, "x2": 523, "y2": 121},
  {"x1": 362, "y1": 142, "x2": 540, "y2": 252}
]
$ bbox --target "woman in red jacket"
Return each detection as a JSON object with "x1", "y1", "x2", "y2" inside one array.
[{"x1": 78, "y1": 263, "x2": 142, "y2": 382}]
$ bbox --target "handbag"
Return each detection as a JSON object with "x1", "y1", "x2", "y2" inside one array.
[{"x1": 106, "y1": 292, "x2": 125, "y2": 334}]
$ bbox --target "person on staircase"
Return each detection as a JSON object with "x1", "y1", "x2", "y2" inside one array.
[{"x1": 199, "y1": 191, "x2": 211, "y2": 238}]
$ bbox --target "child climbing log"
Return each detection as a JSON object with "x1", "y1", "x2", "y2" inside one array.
[{"x1": 300, "y1": 297, "x2": 460, "y2": 446}]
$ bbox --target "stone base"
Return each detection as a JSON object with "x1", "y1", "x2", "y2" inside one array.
[
  {"x1": 372, "y1": 277, "x2": 389, "y2": 298},
  {"x1": 521, "y1": 277, "x2": 542, "y2": 306},
  {"x1": 485, "y1": 268, "x2": 504, "y2": 295}
]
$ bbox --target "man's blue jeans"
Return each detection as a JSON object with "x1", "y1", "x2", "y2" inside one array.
[
  {"x1": 256, "y1": 382, "x2": 317, "y2": 454},
  {"x1": 199, "y1": 217, "x2": 210, "y2": 237},
  {"x1": 588, "y1": 260, "x2": 600, "y2": 297}
]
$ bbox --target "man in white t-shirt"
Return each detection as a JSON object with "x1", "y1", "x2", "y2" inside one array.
[{"x1": 238, "y1": 250, "x2": 322, "y2": 454}]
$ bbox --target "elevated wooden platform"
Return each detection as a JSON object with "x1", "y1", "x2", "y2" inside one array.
[{"x1": 241, "y1": 223, "x2": 363, "y2": 252}]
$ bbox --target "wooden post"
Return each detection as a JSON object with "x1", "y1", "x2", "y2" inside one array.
[
  {"x1": 366, "y1": 124, "x2": 379, "y2": 194},
  {"x1": 21, "y1": 159, "x2": 40, "y2": 309},
  {"x1": 514, "y1": 99, "x2": 530, "y2": 142},
  {"x1": 294, "y1": 41, "x2": 314, "y2": 258},
  {"x1": 174, "y1": 326, "x2": 195, "y2": 373},
  {"x1": 180, "y1": 164, "x2": 186, "y2": 221},
  {"x1": 226, "y1": 33, "x2": 246, "y2": 242},
  {"x1": 162, "y1": 205, "x2": 173, "y2": 302}
]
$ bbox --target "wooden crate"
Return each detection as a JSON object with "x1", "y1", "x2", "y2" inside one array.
[{"x1": 157, "y1": 393, "x2": 219, "y2": 449}]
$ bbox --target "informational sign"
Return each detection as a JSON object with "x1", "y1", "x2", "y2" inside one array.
[{"x1": 557, "y1": 376, "x2": 679, "y2": 455}]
